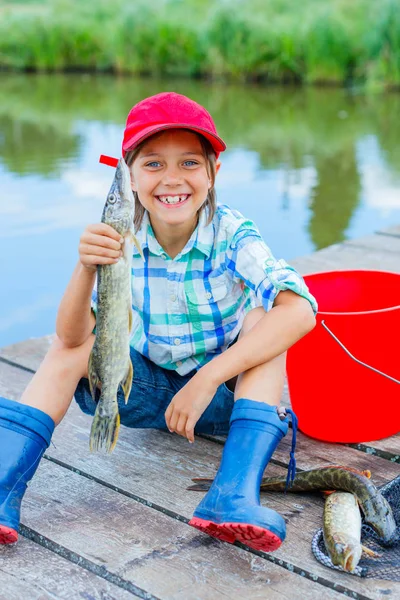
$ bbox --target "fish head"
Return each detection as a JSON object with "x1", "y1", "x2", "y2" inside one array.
[
  {"x1": 367, "y1": 494, "x2": 397, "y2": 543},
  {"x1": 102, "y1": 158, "x2": 135, "y2": 236},
  {"x1": 332, "y1": 537, "x2": 362, "y2": 573}
]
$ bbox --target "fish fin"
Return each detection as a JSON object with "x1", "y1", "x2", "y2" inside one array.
[
  {"x1": 88, "y1": 349, "x2": 100, "y2": 402},
  {"x1": 126, "y1": 230, "x2": 144, "y2": 260},
  {"x1": 128, "y1": 306, "x2": 133, "y2": 334},
  {"x1": 361, "y1": 545, "x2": 381, "y2": 558},
  {"x1": 89, "y1": 400, "x2": 120, "y2": 453},
  {"x1": 133, "y1": 234, "x2": 144, "y2": 260},
  {"x1": 121, "y1": 359, "x2": 133, "y2": 404},
  {"x1": 328, "y1": 465, "x2": 372, "y2": 478},
  {"x1": 187, "y1": 483, "x2": 212, "y2": 491}
]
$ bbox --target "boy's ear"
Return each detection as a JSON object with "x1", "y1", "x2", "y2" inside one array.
[{"x1": 208, "y1": 160, "x2": 221, "y2": 188}]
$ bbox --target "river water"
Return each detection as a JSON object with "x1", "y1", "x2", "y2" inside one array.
[{"x1": 1, "y1": 73, "x2": 400, "y2": 347}]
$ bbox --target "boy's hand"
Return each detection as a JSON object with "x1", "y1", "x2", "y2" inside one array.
[
  {"x1": 79, "y1": 223, "x2": 124, "y2": 272},
  {"x1": 165, "y1": 372, "x2": 218, "y2": 443}
]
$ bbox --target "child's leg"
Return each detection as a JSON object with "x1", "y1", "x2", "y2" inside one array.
[
  {"x1": 190, "y1": 307, "x2": 293, "y2": 553},
  {"x1": 0, "y1": 334, "x2": 94, "y2": 544},
  {"x1": 232, "y1": 306, "x2": 286, "y2": 406},
  {"x1": 19, "y1": 333, "x2": 95, "y2": 425}
]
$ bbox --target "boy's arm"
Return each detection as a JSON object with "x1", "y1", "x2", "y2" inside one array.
[
  {"x1": 56, "y1": 260, "x2": 97, "y2": 348},
  {"x1": 199, "y1": 290, "x2": 315, "y2": 387},
  {"x1": 165, "y1": 291, "x2": 315, "y2": 442}
]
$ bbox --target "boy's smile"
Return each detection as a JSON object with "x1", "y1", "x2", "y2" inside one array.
[
  {"x1": 129, "y1": 129, "x2": 220, "y2": 256},
  {"x1": 155, "y1": 193, "x2": 191, "y2": 207}
]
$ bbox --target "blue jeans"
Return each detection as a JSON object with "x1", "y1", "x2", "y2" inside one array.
[{"x1": 73, "y1": 346, "x2": 235, "y2": 436}]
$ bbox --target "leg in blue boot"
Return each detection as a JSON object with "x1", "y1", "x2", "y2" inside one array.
[
  {"x1": 189, "y1": 398, "x2": 291, "y2": 552},
  {"x1": 0, "y1": 333, "x2": 95, "y2": 544},
  {"x1": 189, "y1": 306, "x2": 300, "y2": 553},
  {"x1": 0, "y1": 397, "x2": 55, "y2": 544}
]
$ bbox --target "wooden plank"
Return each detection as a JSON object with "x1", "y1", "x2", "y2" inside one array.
[
  {"x1": 0, "y1": 536, "x2": 139, "y2": 600},
  {"x1": 290, "y1": 243, "x2": 400, "y2": 276},
  {"x1": 376, "y1": 225, "x2": 400, "y2": 237},
  {"x1": 343, "y1": 234, "x2": 400, "y2": 254},
  {"x1": 0, "y1": 360, "x2": 348, "y2": 599},
  {"x1": 349, "y1": 437, "x2": 400, "y2": 460},
  {"x1": 0, "y1": 343, "x2": 399, "y2": 598},
  {"x1": 23, "y1": 459, "x2": 346, "y2": 600},
  {"x1": 2, "y1": 329, "x2": 400, "y2": 463},
  {"x1": 45, "y1": 405, "x2": 399, "y2": 599},
  {"x1": 0, "y1": 334, "x2": 54, "y2": 371}
]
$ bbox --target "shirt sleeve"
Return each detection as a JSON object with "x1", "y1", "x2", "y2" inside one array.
[{"x1": 225, "y1": 228, "x2": 318, "y2": 315}]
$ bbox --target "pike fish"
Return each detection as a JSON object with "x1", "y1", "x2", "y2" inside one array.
[
  {"x1": 323, "y1": 491, "x2": 379, "y2": 573},
  {"x1": 189, "y1": 465, "x2": 397, "y2": 543},
  {"x1": 88, "y1": 158, "x2": 143, "y2": 452}
]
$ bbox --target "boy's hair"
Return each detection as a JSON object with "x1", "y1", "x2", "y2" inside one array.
[{"x1": 124, "y1": 131, "x2": 217, "y2": 233}]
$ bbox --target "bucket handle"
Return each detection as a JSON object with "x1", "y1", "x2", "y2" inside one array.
[{"x1": 321, "y1": 319, "x2": 400, "y2": 385}]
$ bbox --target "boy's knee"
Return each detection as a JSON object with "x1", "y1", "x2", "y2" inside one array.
[{"x1": 240, "y1": 307, "x2": 265, "y2": 336}]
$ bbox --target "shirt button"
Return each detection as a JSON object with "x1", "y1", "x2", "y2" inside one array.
[
  {"x1": 170, "y1": 294, "x2": 177, "y2": 302},
  {"x1": 174, "y1": 338, "x2": 181, "y2": 346},
  {"x1": 205, "y1": 291, "x2": 212, "y2": 300}
]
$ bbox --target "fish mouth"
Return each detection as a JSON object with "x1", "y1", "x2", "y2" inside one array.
[
  {"x1": 118, "y1": 159, "x2": 134, "y2": 198},
  {"x1": 344, "y1": 550, "x2": 357, "y2": 572},
  {"x1": 342, "y1": 544, "x2": 362, "y2": 572},
  {"x1": 333, "y1": 539, "x2": 361, "y2": 573}
]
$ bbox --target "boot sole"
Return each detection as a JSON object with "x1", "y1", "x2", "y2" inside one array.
[
  {"x1": 188, "y1": 517, "x2": 282, "y2": 552},
  {"x1": 0, "y1": 524, "x2": 18, "y2": 544}
]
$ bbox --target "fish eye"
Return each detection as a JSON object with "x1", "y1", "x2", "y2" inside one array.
[{"x1": 108, "y1": 193, "x2": 116, "y2": 204}]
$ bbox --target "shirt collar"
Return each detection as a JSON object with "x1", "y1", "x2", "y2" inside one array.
[{"x1": 132, "y1": 208, "x2": 214, "y2": 259}]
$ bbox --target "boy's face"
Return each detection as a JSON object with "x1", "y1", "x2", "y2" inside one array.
[{"x1": 129, "y1": 129, "x2": 220, "y2": 233}]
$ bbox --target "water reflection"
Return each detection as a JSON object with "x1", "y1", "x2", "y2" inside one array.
[
  {"x1": 0, "y1": 116, "x2": 82, "y2": 177},
  {"x1": 1, "y1": 73, "x2": 400, "y2": 346},
  {"x1": 310, "y1": 146, "x2": 361, "y2": 249},
  {"x1": 1, "y1": 74, "x2": 399, "y2": 247}
]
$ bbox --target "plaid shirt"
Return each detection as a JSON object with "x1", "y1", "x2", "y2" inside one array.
[{"x1": 91, "y1": 204, "x2": 318, "y2": 375}]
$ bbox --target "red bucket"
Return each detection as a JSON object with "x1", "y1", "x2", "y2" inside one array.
[{"x1": 286, "y1": 270, "x2": 400, "y2": 443}]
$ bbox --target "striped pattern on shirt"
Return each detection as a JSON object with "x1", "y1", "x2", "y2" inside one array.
[{"x1": 91, "y1": 204, "x2": 318, "y2": 375}]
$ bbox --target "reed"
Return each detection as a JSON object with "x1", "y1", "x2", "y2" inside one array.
[{"x1": 0, "y1": 0, "x2": 399, "y2": 89}]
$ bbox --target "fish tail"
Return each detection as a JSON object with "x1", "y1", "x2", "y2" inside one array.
[
  {"x1": 187, "y1": 481, "x2": 212, "y2": 491},
  {"x1": 89, "y1": 401, "x2": 120, "y2": 453}
]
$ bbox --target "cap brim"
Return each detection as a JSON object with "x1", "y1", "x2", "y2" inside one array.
[{"x1": 122, "y1": 123, "x2": 226, "y2": 156}]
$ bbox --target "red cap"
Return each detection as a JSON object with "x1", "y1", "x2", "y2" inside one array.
[{"x1": 121, "y1": 92, "x2": 226, "y2": 159}]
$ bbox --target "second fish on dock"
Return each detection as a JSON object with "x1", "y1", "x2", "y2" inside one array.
[{"x1": 188, "y1": 465, "x2": 397, "y2": 543}]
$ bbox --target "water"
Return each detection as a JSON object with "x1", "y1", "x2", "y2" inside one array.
[{"x1": 1, "y1": 73, "x2": 400, "y2": 348}]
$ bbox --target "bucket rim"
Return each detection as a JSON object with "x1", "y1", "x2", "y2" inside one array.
[{"x1": 304, "y1": 268, "x2": 400, "y2": 316}]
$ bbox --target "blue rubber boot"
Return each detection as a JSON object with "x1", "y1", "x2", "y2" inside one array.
[
  {"x1": 0, "y1": 396, "x2": 55, "y2": 544},
  {"x1": 189, "y1": 398, "x2": 297, "y2": 552}
]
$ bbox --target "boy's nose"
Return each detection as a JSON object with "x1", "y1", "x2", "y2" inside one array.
[{"x1": 161, "y1": 169, "x2": 183, "y2": 185}]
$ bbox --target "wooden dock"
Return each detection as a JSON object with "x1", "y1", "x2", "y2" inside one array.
[{"x1": 1, "y1": 225, "x2": 400, "y2": 600}]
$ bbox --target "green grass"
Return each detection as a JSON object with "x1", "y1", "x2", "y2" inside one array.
[{"x1": 0, "y1": 0, "x2": 399, "y2": 89}]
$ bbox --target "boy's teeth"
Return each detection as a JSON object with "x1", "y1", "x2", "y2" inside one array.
[{"x1": 158, "y1": 195, "x2": 189, "y2": 204}]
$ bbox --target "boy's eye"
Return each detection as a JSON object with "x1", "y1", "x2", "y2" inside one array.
[{"x1": 144, "y1": 160, "x2": 199, "y2": 168}]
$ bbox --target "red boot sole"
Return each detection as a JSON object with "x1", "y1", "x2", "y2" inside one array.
[
  {"x1": 188, "y1": 517, "x2": 282, "y2": 552},
  {"x1": 0, "y1": 525, "x2": 18, "y2": 545}
]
